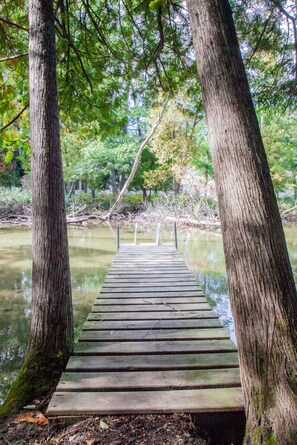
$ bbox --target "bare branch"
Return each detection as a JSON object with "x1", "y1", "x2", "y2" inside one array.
[
  {"x1": 269, "y1": 0, "x2": 297, "y2": 83},
  {"x1": 0, "y1": 52, "x2": 28, "y2": 62},
  {"x1": 247, "y1": 11, "x2": 274, "y2": 63},
  {"x1": 0, "y1": 104, "x2": 29, "y2": 132},
  {"x1": 107, "y1": 99, "x2": 169, "y2": 218}
]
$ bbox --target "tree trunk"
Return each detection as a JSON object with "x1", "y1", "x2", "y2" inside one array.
[
  {"x1": 173, "y1": 178, "x2": 181, "y2": 196},
  {"x1": 186, "y1": 1, "x2": 297, "y2": 443},
  {"x1": 0, "y1": 0, "x2": 73, "y2": 414},
  {"x1": 119, "y1": 172, "x2": 126, "y2": 191},
  {"x1": 109, "y1": 167, "x2": 118, "y2": 194},
  {"x1": 142, "y1": 187, "x2": 147, "y2": 204}
]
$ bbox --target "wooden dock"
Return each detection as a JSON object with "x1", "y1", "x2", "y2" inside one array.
[{"x1": 47, "y1": 244, "x2": 243, "y2": 417}]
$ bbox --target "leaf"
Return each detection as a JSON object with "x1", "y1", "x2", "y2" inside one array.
[
  {"x1": 13, "y1": 411, "x2": 48, "y2": 425},
  {"x1": 69, "y1": 434, "x2": 78, "y2": 441},
  {"x1": 99, "y1": 419, "x2": 109, "y2": 430}
]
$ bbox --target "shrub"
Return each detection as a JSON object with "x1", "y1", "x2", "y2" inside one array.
[{"x1": 0, "y1": 187, "x2": 32, "y2": 217}]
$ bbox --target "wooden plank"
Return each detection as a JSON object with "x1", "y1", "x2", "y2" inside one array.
[
  {"x1": 104, "y1": 278, "x2": 198, "y2": 284},
  {"x1": 110, "y1": 265, "x2": 189, "y2": 269},
  {"x1": 100, "y1": 286, "x2": 200, "y2": 293},
  {"x1": 82, "y1": 319, "x2": 222, "y2": 331},
  {"x1": 107, "y1": 273, "x2": 194, "y2": 278},
  {"x1": 100, "y1": 288, "x2": 203, "y2": 298},
  {"x1": 66, "y1": 352, "x2": 239, "y2": 371},
  {"x1": 94, "y1": 297, "x2": 207, "y2": 304},
  {"x1": 105, "y1": 274, "x2": 193, "y2": 284},
  {"x1": 87, "y1": 311, "x2": 215, "y2": 320},
  {"x1": 111, "y1": 265, "x2": 188, "y2": 268},
  {"x1": 79, "y1": 328, "x2": 230, "y2": 341},
  {"x1": 101, "y1": 282, "x2": 198, "y2": 288},
  {"x1": 74, "y1": 339, "x2": 237, "y2": 355},
  {"x1": 91, "y1": 304, "x2": 211, "y2": 312},
  {"x1": 57, "y1": 368, "x2": 241, "y2": 391},
  {"x1": 47, "y1": 387, "x2": 244, "y2": 416}
]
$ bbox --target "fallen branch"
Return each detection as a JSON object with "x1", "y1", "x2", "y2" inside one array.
[{"x1": 281, "y1": 203, "x2": 297, "y2": 216}]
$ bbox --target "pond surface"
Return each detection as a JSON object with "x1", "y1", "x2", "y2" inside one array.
[{"x1": 0, "y1": 223, "x2": 296, "y2": 405}]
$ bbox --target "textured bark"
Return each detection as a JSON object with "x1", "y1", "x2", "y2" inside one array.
[
  {"x1": 186, "y1": 1, "x2": 297, "y2": 443},
  {"x1": 0, "y1": 0, "x2": 73, "y2": 414}
]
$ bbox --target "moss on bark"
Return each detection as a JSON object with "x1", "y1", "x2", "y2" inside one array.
[{"x1": 0, "y1": 350, "x2": 67, "y2": 416}]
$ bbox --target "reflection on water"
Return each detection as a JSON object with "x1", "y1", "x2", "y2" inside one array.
[{"x1": 0, "y1": 224, "x2": 296, "y2": 404}]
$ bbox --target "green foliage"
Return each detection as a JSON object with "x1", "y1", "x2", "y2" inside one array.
[
  {"x1": 0, "y1": 186, "x2": 31, "y2": 216},
  {"x1": 261, "y1": 111, "x2": 297, "y2": 193},
  {"x1": 61, "y1": 130, "x2": 141, "y2": 191}
]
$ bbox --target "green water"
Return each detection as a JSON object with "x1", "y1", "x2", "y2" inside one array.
[{"x1": 0, "y1": 224, "x2": 296, "y2": 405}]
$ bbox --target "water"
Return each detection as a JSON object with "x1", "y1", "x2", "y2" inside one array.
[{"x1": 0, "y1": 224, "x2": 296, "y2": 404}]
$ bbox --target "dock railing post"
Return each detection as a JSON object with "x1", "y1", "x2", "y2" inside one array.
[
  {"x1": 117, "y1": 225, "x2": 120, "y2": 251},
  {"x1": 156, "y1": 223, "x2": 161, "y2": 245},
  {"x1": 134, "y1": 223, "x2": 138, "y2": 245},
  {"x1": 174, "y1": 222, "x2": 178, "y2": 250}
]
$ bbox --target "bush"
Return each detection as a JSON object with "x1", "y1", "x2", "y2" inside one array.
[{"x1": 0, "y1": 187, "x2": 32, "y2": 217}]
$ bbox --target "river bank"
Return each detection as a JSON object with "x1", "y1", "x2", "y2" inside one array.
[{"x1": 1, "y1": 188, "x2": 296, "y2": 229}]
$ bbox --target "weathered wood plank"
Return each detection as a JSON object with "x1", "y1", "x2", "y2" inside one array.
[
  {"x1": 107, "y1": 273, "x2": 194, "y2": 278},
  {"x1": 102, "y1": 283, "x2": 198, "y2": 289},
  {"x1": 74, "y1": 339, "x2": 237, "y2": 355},
  {"x1": 91, "y1": 304, "x2": 210, "y2": 312},
  {"x1": 57, "y1": 368, "x2": 241, "y2": 391},
  {"x1": 105, "y1": 274, "x2": 197, "y2": 284},
  {"x1": 79, "y1": 328, "x2": 230, "y2": 341},
  {"x1": 100, "y1": 288, "x2": 203, "y2": 298},
  {"x1": 47, "y1": 244, "x2": 241, "y2": 419},
  {"x1": 87, "y1": 311, "x2": 215, "y2": 320},
  {"x1": 82, "y1": 319, "x2": 221, "y2": 331},
  {"x1": 47, "y1": 387, "x2": 244, "y2": 416},
  {"x1": 66, "y1": 352, "x2": 239, "y2": 371},
  {"x1": 94, "y1": 297, "x2": 207, "y2": 304}
]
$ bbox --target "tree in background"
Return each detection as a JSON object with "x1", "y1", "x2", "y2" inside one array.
[
  {"x1": 1, "y1": 0, "x2": 73, "y2": 413},
  {"x1": 187, "y1": 0, "x2": 297, "y2": 443}
]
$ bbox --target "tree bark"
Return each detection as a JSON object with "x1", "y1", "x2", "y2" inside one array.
[
  {"x1": 0, "y1": 0, "x2": 73, "y2": 414},
  {"x1": 109, "y1": 167, "x2": 118, "y2": 194},
  {"x1": 186, "y1": 1, "x2": 297, "y2": 444}
]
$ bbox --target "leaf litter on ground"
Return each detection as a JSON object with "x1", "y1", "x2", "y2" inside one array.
[{"x1": 0, "y1": 413, "x2": 207, "y2": 445}]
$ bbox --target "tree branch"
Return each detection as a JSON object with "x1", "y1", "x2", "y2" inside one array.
[
  {"x1": 0, "y1": 52, "x2": 28, "y2": 62},
  {"x1": 269, "y1": 0, "x2": 297, "y2": 83},
  {"x1": 107, "y1": 99, "x2": 169, "y2": 218},
  {"x1": 0, "y1": 16, "x2": 28, "y2": 33},
  {"x1": 0, "y1": 104, "x2": 29, "y2": 132},
  {"x1": 247, "y1": 11, "x2": 274, "y2": 63}
]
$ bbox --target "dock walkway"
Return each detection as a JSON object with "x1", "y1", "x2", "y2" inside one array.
[{"x1": 47, "y1": 244, "x2": 243, "y2": 417}]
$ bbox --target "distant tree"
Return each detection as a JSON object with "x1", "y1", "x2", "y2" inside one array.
[
  {"x1": 187, "y1": 0, "x2": 297, "y2": 443},
  {"x1": 0, "y1": 0, "x2": 73, "y2": 414}
]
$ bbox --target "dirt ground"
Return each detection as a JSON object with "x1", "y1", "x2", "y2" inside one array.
[{"x1": 0, "y1": 412, "x2": 208, "y2": 445}]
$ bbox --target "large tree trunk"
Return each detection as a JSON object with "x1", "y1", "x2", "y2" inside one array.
[
  {"x1": 186, "y1": 1, "x2": 297, "y2": 443},
  {"x1": 0, "y1": 0, "x2": 73, "y2": 414}
]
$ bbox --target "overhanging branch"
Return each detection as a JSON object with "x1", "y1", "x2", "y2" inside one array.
[
  {"x1": 0, "y1": 104, "x2": 29, "y2": 132},
  {"x1": 0, "y1": 52, "x2": 28, "y2": 62}
]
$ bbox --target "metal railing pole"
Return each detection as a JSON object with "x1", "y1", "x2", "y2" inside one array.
[
  {"x1": 117, "y1": 225, "x2": 120, "y2": 251},
  {"x1": 174, "y1": 222, "x2": 178, "y2": 250},
  {"x1": 134, "y1": 223, "x2": 138, "y2": 245},
  {"x1": 156, "y1": 223, "x2": 161, "y2": 245}
]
